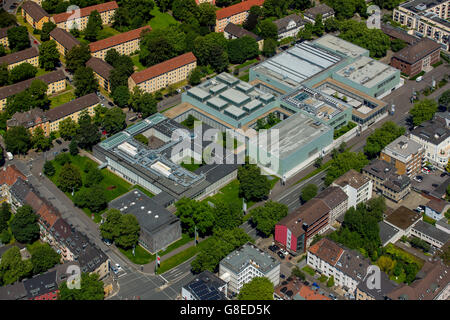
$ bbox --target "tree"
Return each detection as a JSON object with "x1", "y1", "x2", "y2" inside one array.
[
  {"x1": 74, "y1": 185, "x2": 107, "y2": 212},
  {"x1": 30, "y1": 242, "x2": 60, "y2": 274},
  {"x1": 32, "y1": 127, "x2": 52, "y2": 151},
  {"x1": 324, "y1": 17, "x2": 341, "y2": 32},
  {"x1": 439, "y1": 90, "x2": 450, "y2": 111},
  {"x1": 298, "y1": 23, "x2": 313, "y2": 40},
  {"x1": 43, "y1": 160, "x2": 56, "y2": 176},
  {"x1": 250, "y1": 201, "x2": 288, "y2": 237},
  {"x1": 327, "y1": 276, "x2": 335, "y2": 287},
  {"x1": 409, "y1": 99, "x2": 438, "y2": 126},
  {"x1": 4, "y1": 126, "x2": 32, "y2": 155},
  {"x1": 40, "y1": 21, "x2": 57, "y2": 42},
  {"x1": 39, "y1": 40, "x2": 60, "y2": 70},
  {"x1": 69, "y1": 139, "x2": 79, "y2": 156},
  {"x1": 313, "y1": 14, "x2": 324, "y2": 36},
  {"x1": 237, "y1": 163, "x2": 271, "y2": 202},
  {"x1": 227, "y1": 36, "x2": 259, "y2": 64},
  {"x1": 10, "y1": 205, "x2": 40, "y2": 244},
  {"x1": 0, "y1": 203, "x2": 11, "y2": 227},
  {"x1": 197, "y1": 3, "x2": 216, "y2": 29},
  {"x1": 256, "y1": 19, "x2": 278, "y2": 39},
  {"x1": 7, "y1": 26, "x2": 30, "y2": 52},
  {"x1": 263, "y1": 0, "x2": 288, "y2": 18},
  {"x1": 390, "y1": 38, "x2": 407, "y2": 52},
  {"x1": 74, "y1": 66, "x2": 98, "y2": 97},
  {"x1": 58, "y1": 272, "x2": 104, "y2": 300},
  {"x1": 9, "y1": 63, "x2": 38, "y2": 83},
  {"x1": 325, "y1": 151, "x2": 369, "y2": 186},
  {"x1": 139, "y1": 27, "x2": 185, "y2": 67},
  {"x1": 128, "y1": 87, "x2": 157, "y2": 117},
  {"x1": 0, "y1": 9, "x2": 17, "y2": 28},
  {"x1": 262, "y1": 38, "x2": 277, "y2": 57},
  {"x1": 301, "y1": 184, "x2": 318, "y2": 203},
  {"x1": 213, "y1": 200, "x2": 242, "y2": 231},
  {"x1": 0, "y1": 63, "x2": 9, "y2": 86},
  {"x1": 175, "y1": 197, "x2": 215, "y2": 236},
  {"x1": 314, "y1": 156, "x2": 323, "y2": 168},
  {"x1": 364, "y1": 121, "x2": 406, "y2": 159},
  {"x1": 101, "y1": 107, "x2": 126, "y2": 135},
  {"x1": 238, "y1": 277, "x2": 274, "y2": 300},
  {"x1": 84, "y1": 10, "x2": 103, "y2": 42},
  {"x1": 28, "y1": 79, "x2": 50, "y2": 110},
  {"x1": 188, "y1": 67, "x2": 202, "y2": 85},
  {"x1": 115, "y1": 214, "x2": 140, "y2": 249},
  {"x1": 59, "y1": 117, "x2": 78, "y2": 140},
  {"x1": 118, "y1": 0, "x2": 155, "y2": 24},
  {"x1": 84, "y1": 166, "x2": 103, "y2": 187},
  {"x1": 100, "y1": 209, "x2": 122, "y2": 241},
  {"x1": 112, "y1": 7, "x2": 131, "y2": 31},
  {"x1": 65, "y1": 44, "x2": 91, "y2": 73},
  {"x1": 0, "y1": 246, "x2": 33, "y2": 286},
  {"x1": 105, "y1": 49, "x2": 121, "y2": 67},
  {"x1": 76, "y1": 112, "x2": 101, "y2": 150},
  {"x1": 172, "y1": 0, "x2": 199, "y2": 24},
  {"x1": 57, "y1": 162, "x2": 82, "y2": 192}
]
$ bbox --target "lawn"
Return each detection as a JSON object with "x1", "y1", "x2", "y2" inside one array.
[
  {"x1": 97, "y1": 26, "x2": 121, "y2": 40},
  {"x1": 119, "y1": 245, "x2": 154, "y2": 265},
  {"x1": 47, "y1": 154, "x2": 133, "y2": 221},
  {"x1": 148, "y1": 6, "x2": 178, "y2": 30},
  {"x1": 36, "y1": 68, "x2": 50, "y2": 77},
  {"x1": 50, "y1": 91, "x2": 76, "y2": 109},
  {"x1": 131, "y1": 55, "x2": 146, "y2": 71},
  {"x1": 239, "y1": 73, "x2": 249, "y2": 82},
  {"x1": 422, "y1": 214, "x2": 436, "y2": 226},
  {"x1": 235, "y1": 59, "x2": 258, "y2": 70},
  {"x1": 302, "y1": 266, "x2": 316, "y2": 276}
]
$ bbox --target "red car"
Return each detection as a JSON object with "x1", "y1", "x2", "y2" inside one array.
[{"x1": 34, "y1": 40, "x2": 38, "y2": 44}]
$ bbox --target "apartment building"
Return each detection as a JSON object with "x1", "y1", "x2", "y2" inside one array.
[
  {"x1": 0, "y1": 47, "x2": 39, "y2": 70},
  {"x1": 303, "y1": 3, "x2": 335, "y2": 23},
  {"x1": 214, "y1": 0, "x2": 265, "y2": 33},
  {"x1": 45, "y1": 93, "x2": 99, "y2": 132},
  {"x1": 315, "y1": 186, "x2": 348, "y2": 225},
  {"x1": 424, "y1": 198, "x2": 450, "y2": 220},
  {"x1": 49, "y1": 27, "x2": 81, "y2": 56},
  {"x1": 51, "y1": 1, "x2": 118, "y2": 31},
  {"x1": 391, "y1": 38, "x2": 442, "y2": 76},
  {"x1": 356, "y1": 271, "x2": 398, "y2": 300},
  {"x1": 307, "y1": 238, "x2": 375, "y2": 296},
  {"x1": 273, "y1": 14, "x2": 305, "y2": 40},
  {"x1": 89, "y1": 26, "x2": 151, "y2": 60},
  {"x1": 86, "y1": 57, "x2": 113, "y2": 92},
  {"x1": 380, "y1": 135, "x2": 425, "y2": 177},
  {"x1": 332, "y1": 169, "x2": 372, "y2": 209},
  {"x1": 0, "y1": 70, "x2": 66, "y2": 111},
  {"x1": 224, "y1": 23, "x2": 263, "y2": 51},
  {"x1": 7, "y1": 108, "x2": 49, "y2": 135},
  {"x1": 21, "y1": 1, "x2": 50, "y2": 30},
  {"x1": 128, "y1": 52, "x2": 197, "y2": 94},
  {"x1": 392, "y1": 0, "x2": 449, "y2": 50},
  {"x1": 0, "y1": 26, "x2": 12, "y2": 48},
  {"x1": 409, "y1": 116, "x2": 450, "y2": 169},
  {"x1": 275, "y1": 199, "x2": 330, "y2": 255},
  {"x1": 219, "y1": 242, "x2": 280, "y2": 294},
  {"x1": 363, "y1": 159, "x2": 411, "y2": 202}
]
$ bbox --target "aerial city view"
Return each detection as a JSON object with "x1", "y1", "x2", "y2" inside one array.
[{"x1": 0, "y1": 0, "x2": 449, "y2": 306}]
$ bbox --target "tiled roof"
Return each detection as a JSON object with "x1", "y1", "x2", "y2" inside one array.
[
  {"x1": 333, "y1": 169, "x2": 370, "y2": 190},
  {"x1": 21, "y1": 1, "x2": 49, "y2": 22},
  {"x1": 130, "y1": 52, "x2": 197, "y2": 84},
  {"x1": 393, "y1": 37, "x2": 442, "y2": 64},
  {"x1": 315, "y1": 186, "x2": 348, "y2": 211},
  {"x1": 0, "y1": 47, "x2": 39, "y2": 66},
  {"x1": 86, "y1": 57, "x2": 113, "y2": 80},
  {"x1": 426, "y1": 198, "x2": 449, "y2": 213},
  {"x1": 89, "y1": 26, "x2": 151, "y2": 53},
  {"x1": 304, "y1": 3, "x2": 334, "y2": 19},
  {"x1": 216, "y1": 0, "x2": 265, "y2": 20},
  {"x1": 52, "y1": 1, "x2": 118, "y2": 24},
  {"x1": 273, "y1": 14, "x2": 305, "y2": 32},
  {"x1": 224, "y1": 23, "x2": 261, "y2": 41},
  {"x1": 36, "y1": 203, "x2": 60, "y2": 229},
  {"x1": 45, "y1": 93, "x2": 99, "y2": 121},
  {"x1": 49, "y1": 27, "x2": 80, "y2": 51},
  {"x1": 0, "y1": 165, "x2": 26, "y2": 187},
  {"x1": 308, "y1": 238, "x2": 343, "y2": 267},
  {"x1": 7, "y1": 108, "x2": 47, "y2": 129},
  {"x1": 0, "y1": 69, "x2": 65, "y2": 100}
]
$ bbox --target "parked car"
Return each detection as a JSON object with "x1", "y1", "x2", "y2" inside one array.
[
  {"x1": 269, "y1": 245, "x2": 279, "y2": 252},
  {"x1": 432, "y1": 183, "x2": 439, "y2": 188},
  {"x1": 108, "y1": 102, "x2": 114, "y2": 106},
  {"x1": 414, "y1": 206, "x2": 424, "y2": 213},
  {"x1": 62, "y1": 148, "x2": 68, "y2": 152},
  {"x1": 422, "y1": 167, "x2": 430, "y2": 174},
  {"x1": 277, "y1": 252, "x2": 285, "y2": 259},
  {"x1": 413, "y1": 175, "x2": 423, "y2": 182},
  {"x1": 55, "y1": 139, "x2": 62, "y2": 145},
  {"x1": 440, "y1": 172, "x2": 448, "y2": 177},
  {"x1": 280, "y1": 274, "x2": 286, "y2": 279}
]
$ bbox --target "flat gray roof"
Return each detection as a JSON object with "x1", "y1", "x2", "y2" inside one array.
[
  {"x1": 413, "y1": 220, "x2": 450, "y2": 244},
  {"x1": 379, "y1": 221, "x2": 400, "y2": 246},
  {"x1": 314, "y1": 34, "x2": 369, "y2": 58},
  {"x1": 383, "y1": 136, "x2": 423, "y2": 160},
  {"x1": 220, "y1": 242, "x2": 280, "y2": 274},
  {"x1": 220, "y1": 88, "x2": 250, "y2": 105},
  {"x1": 335, "y1": 56, "x2": 398, "y2": 89}
]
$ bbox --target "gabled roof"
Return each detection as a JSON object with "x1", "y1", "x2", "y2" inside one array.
[
  {"x1": 86, "y1": 57, "x2": 113, "y2": 80},
  {"x1": 49, "y1": 27, "x2": 80, "y2": 51},
  {"x1": 130, "y1": 52, "x2": 197, "y2": 84},
  {"x1": 315, "y1": 186, "x2": 348, "y2": 210},
  {"x1": 52, "y1": 1, "x2": 118, "y2": 24},
  {"x1": 0, "y1": 26, "x2": 13, "y2": 39},
  {"x1": 426, "y1": 198, "x2": 450, "y2": 213},
  {"x1": 0, "y1": 47, "x2": 39, "y2": 66},
  {"x1": 89, "y1": 26, "x2": 151, "y2": 53},
  {"x1": 216, "y1": 0, "x2": 264, "y2": 20},
  {"x1": 304, "y1": 3, "x2": 334, "y2": 20},
  {"x1": 273, "y1": 14, "x2": 305, "y2": 32},
  {"x1": 0, "y1": 165, "x2": 26, "y2": 187},
  {"x1": 308, "y1": 238, "x2": 344, "y2": 266},
  {"x1": 21, "y1": 1, "x2": 49, "y2": 22},
  {"x1": 45, "y1": 93, "x2": 99, "y2": 121},
  {"x1": 393, "y1": 37, "x2": 442, "y2": 64},
  {"x1": 224, "y1": 23, "x2": 261, "y2": 41}
]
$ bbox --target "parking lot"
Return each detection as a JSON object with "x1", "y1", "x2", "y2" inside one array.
[{"x1": 411, "y1": 168, "x2": 449, "y2": 196}]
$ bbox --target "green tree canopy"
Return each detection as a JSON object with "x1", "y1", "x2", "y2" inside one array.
[
  {"x1": 65, "y1": 44, "x2": 91, "y2": 73},
  {"x1": 29, "y1": 242, "x2": 61, "y2": 274},
  {"x1": 301, "y1": 184, "x2": 318, "y2": 203},
  {"x1": 39, "y1": 40, "x2": 60, "y2": 70},
  {"x1": 9, "y1": 63, "x2": 38, "y2": 83},
  {"x1": 409, "y1": 99, "x2": 438, "y2": 127},
  {"x1": 0, "y1": 246, "x2": 33, "y2": 286},
  {"x1": 99, "y1": 209, "x2": 140, "y2": 249},
  {"x1": 76, "y1": 112, "x2": 101, "y2": 150},
  {"x1": 175, "y1": 197, "x2": 215, "y2": 236},
  {"x1": 4, "y1": 126, "x2": 32, "y2": 155},
  {"x1": 10, "y1": 205, "x2": 40, "y2": 244},
  {"x1": 250, "y1": 200, "x2": 288, "y2": 237},
  {"x1": 74, "y1": 66, "x2": 98, "y2": 97},
  {"x1": 238, "y1": 277, "x2": 274, "y2": 300},
  {"x1": 32, "y1": 126, "x2": 52, "y2": 151},
  {"x1": 58, "y1": 272, "x2": 104, "y2": 300},
  {"x1": 325, "y1": 151, "x2": 369, "y2": 186},
  {"x1": 7, "y1": 26, "x2": 30, "y2": 52},
  {"x1": 237, "y1": 163, "x2": 271, "y2": 202},
  {"x1": 364, "y1": 121, "x2": 406, "y2": 159},
  {"x1": 101, "y1": 107, "x2": 126, "y2": 135},
  {"x1": 57, "y1": 162, "x2": 83, "y2": 192},
  {"x1": 43, "y1": 160, "x2": 56, "y2": 176},
  {"x1": 59, "y1": 117, "x2": 79, "y2": 141}
]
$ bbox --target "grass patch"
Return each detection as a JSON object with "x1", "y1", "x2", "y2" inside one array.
[
  {"x1": 235, "y1": 59, "x2": 258, "y2": 70},
  {"x1": 318, "y1": 275, "x2": 328, "y2": 283},
  {"x1": 238, "y1": 73, "x2": 249, "y2": 82},
  {"x1": 334, "y1": 121, "x2": 357, "y2": 139},
  {"x1": 148, "y1": 6, "x2": 178, "y2": 30},
  {"x1": 50, "y1": 91, "x2": 76, "y2": 108},
  {"x1": 131, "y1": 55, "x2": 146, "y2": 71},
  {"x1": 119, "y1": 245, "x2": 154, "y2": 265},
  {"x1": 159, "y1": 233, "x2": 193, "y2": 255},
  {"x1": 302, "y1": 266, "x2": 316, "y2": 276},
  {"x1": 156, "y1": 237, "x2": 212, "y2": 274},
  {"x1": 16, "y1": 13, "x2": 41, "y2": 42},
  {"x1": 410, "y1": 71, "x2": 425, "y2": 81},
  {"x1": 35, "y1": 68, "x2": 49, "y2": 77},
  {"x1": 268, "y1": 175, "x2": 280, "y2": 189},
  {"x1": 422, "y1": 214, "x2": 436, "y2": 226},
  {"x1": 97, "y1": 26, "x2": 121, "y2": 40}
]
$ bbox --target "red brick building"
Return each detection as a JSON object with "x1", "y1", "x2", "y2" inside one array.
[{"x1": 390, "y1": 38, "x2": 441, "y2": 77}]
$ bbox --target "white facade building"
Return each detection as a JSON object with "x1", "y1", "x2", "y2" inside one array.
[{"x1": 332, "y1": 169, "x2": 372, "y2": 210}]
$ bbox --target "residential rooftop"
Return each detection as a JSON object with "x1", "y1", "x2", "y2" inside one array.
[
  {"x1": 21, "y1": 1, "x2": 49, "y2": 21},
  {"x1": 333, "y1": 169, "x2": 370, "y2": 190},
  {"x1": 220, "y1": 242, "x2": 280, "y2": 275},
  {"x1": 49, "y1": 27, "x2": 80, "y2": 51},
  {"x1": 45, "y1": 93, "x2": 99, "y2": 122},
  {"x1": 400, "y1": 0, "x2": 448, "y2": 14},
  {"x1": 0, "y1": 47, "x2": 39, "y2": 66},
  {"x1": 86, "y1": 57, "x2": 113, "y2": 80},
  {"x1": 385, "y1": 206, "x2": 422, "y2": 230},
  {"x1": 52, "y1": 1, "x2": 118, "y2": 23},
  {"x1": 382, "y1": 136, "x2": 423, "y2": 161},
  {"x1": 224, "y1": 23, "x2": 261, "y2": 41},
  {"x1": 215, "y1": 0, "x2": 264, "y2": 20},
  {"x1": 315, "y1": 186, "x2": 348, "y2": 211},
  {"x1": 378, "y1": 221, "x2": 400, "y2": 246},
  {"x1": 183, "y1": 270, "x2": 227, "y2": 300},
  {"x1": 410, "y1": 117, "x2": 450, "y2": 146},
  {"x1": 89, "y1": 26, "x2": 151, "y2": 53},
  {"x1": 304, "y1": 3, "x2": 335, "y2": 20},
  {"x1": 393, "y1": 37, "x2": 442, "y2": 64}
]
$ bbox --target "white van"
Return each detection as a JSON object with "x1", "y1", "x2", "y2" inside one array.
[
  {"x1": 416, "y1": 76, "x2": 423, "y2": 82},
  {"x1": 6, "y1": 152, "x2": 13, "y2": 160}
]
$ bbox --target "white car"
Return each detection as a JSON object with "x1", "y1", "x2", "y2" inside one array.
[
  {"x1": 280, "y1": 249, "x2": 289, "y2": 256},
  {"x1": 116, "y1": 263, "x2": 122, "y2": 271}
]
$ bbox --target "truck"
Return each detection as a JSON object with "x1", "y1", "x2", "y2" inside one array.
[{"x1": 6, "y1": 152, "x2": 13, "y2": 161}]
